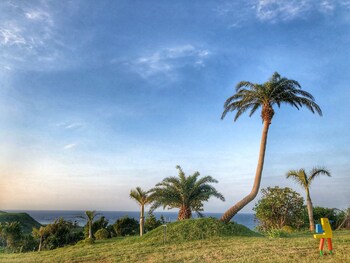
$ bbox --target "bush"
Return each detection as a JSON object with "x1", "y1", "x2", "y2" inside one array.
[
  {"x1": 113, "y1": 216, "x2": 138, "y2": 236},
  {"x1": 94, "y1": 229, "x2": 110, "y2": 240},
  {"x1": 145, "y1": 213, "x2": 165, "y2": 233},
  {"x1": 33, "y1": 218, "x2": 84, "y2": 250},
  {"x1": 266, "y1": 229, "x2": 290, "y2": 238},
  {"x1": 0, "y1": 222, "x2": 23, "y2": 252},
  {"x1": 281, "y1": 226, "x2": 294, "y2": 233},
  {"x1": 254, "y1": 186, "x2": 305, "y2": 231},
  {"x1": 84, "y1": 216, "x2": 109, "y2": 238},
  {"x1": 312, "y1": 206, "x2": 344, "y2": 229}
]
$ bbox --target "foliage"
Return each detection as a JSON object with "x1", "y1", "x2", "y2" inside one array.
[
  {"x1": 265, "y1": 228, "x2": 290, "y2": 238},
  {"x1": 337, "y1": 207, "x2": 350, "y2": 230},
  {"x1": 0, "y1": 222, "x2": 23, "y2": 252},
  {"x1": 80, "y1": 211, "x2": 99, "y2": 239},
  {"x1": 281, "y1": 225, "x2": 294, "y2": 233},
  {"x1": 312, "y1": 206, "x2": 345, "y2": 229},
  {"x1": 0, "y1": 222, "x2": 38, "y2": 253},
  {"x1": 32, "y1": 218, "x2": 83, "y2": 250},
  {"x1": 150, "y1": 165, "x2": 225, "y2": 220},
  {"x1": 0, "y1": 212, "x2": 41, "y2": 234},
  {"x1": 94, "y1": 229, "x2": 110, "y2": 240},
  {"x1": 113, "y1": 216, "x2": 139, "y2": 236},
  {"x1": 254, "y1": 187, "x2": 305, "y2": 231},
  {"x1": 83, "y1": 216, "x2": 108, "y2": 238},
  {"x1": 144, "y1": 212, "x2": 165, "y2": 233}
]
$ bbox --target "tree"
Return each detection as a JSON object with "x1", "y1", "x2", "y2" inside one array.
[
  {"x1": 144, "y1": 212, "x2": 165, "y2": 232},
  {"x1": 150, "y1": 165, "x2": 225, "y2": 220},
  {"x1": 80, "y1": 211, "x2": 99, "y2": 239},
  {"x1": 337, "y1": 207, "x2": 350, "y2": 230},
  {"x1": 0, "y1": 222, "x2": 23, "y2": 252},
  {"x1": 286, "y1": 167, "x2": 331, "y2": 231},
  {"x1": 129, "y1": 187, "x2": 152, "y2": 236},
  {"x1": 220, "y1": 72, "x2": 322, "y2": 223},
  {"x1": 113, "y1": 216, "x2": 139, "y2": 236},
  {"x1": 32, "y1": 226, "x2": 47, "y2": 252},
  {"x1": 84, "y1": 216, "x2": 108, "y2": 238},
  {"x1": 253, "y1": 186, "x2": 305, "y2": 231}
]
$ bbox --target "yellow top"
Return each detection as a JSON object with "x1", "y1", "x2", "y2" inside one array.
[{"x1": 314, "y1": 218, "x2": 333, "y2": 239}]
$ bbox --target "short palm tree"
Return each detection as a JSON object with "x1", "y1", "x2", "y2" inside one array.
[
  {"x1": 150, "y1": 165, "x2": 225, "y2": 220},
  {"x1": 81, "y1": 210, "x2": 99, "y2": 239},
  {"x1": 129, "y1": 187, "x2": 152, "y2": 236},
  {"x1": 286, "y1": 167, "x2": 331, "y2": 231},
  {"x1": 32, "y1": 226, "x2": 46, "y2": 251},
  {"x1": 220, "y1": 72, "x2": 322, "y2": 223}
]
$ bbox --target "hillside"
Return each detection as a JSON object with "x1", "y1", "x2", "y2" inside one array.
[{"x1": 0, "y1": 211, "x2": 41, "y2": 233}]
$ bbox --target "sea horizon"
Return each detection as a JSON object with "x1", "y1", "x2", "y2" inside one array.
[{"x1": 3, "y1": 210, "x2": 257, "y2": 230}]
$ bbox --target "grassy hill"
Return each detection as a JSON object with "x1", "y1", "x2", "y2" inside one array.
[
  {"x1": 0, "y1": 211, "x2": 41, "y2": 233},
  {"x1": 0, "y1": 218, "x2": 349, "y2": 262}
]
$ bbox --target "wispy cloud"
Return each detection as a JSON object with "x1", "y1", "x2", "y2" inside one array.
[
  {"x1": 63, "y1": 143, "x2": 77, "y2": 150},
  {"x1": 216, "y1": 0, "x2": 350, "y2": 25},
  {"x1": 125, "y1": 44, "x2": 210, "y2": 80},
  {"x1": 0, "y1": 1, "x2": 79, "y2": 72},
  {"x1": 55, "y1": 122, "x2": 86, "y2": 130}
]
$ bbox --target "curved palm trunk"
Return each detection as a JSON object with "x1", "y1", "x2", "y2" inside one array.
[
  {"x1": 140, "y1": 205, "x2": 145, "y2": 236},
  {"x1": 178, "y1": 205, "x2": 192, "y2": 220},
  {"x1": 306, "y1": 189, "x2": 315, "y2": 232},
  {"x1": 220, "y1": 121, "x2": 270, "y2": 223}
]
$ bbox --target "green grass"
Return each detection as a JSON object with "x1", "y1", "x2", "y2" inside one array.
[
  {"x1": 0, "y1": 211, "x2": 41, "y2": 233},
  {"x1": 1, "y1": 218, "x2": 349, "y2": 262}
]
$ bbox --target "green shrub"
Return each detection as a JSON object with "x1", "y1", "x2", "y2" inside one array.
[
  {"x1": 113, "y1": 216, "x2": 138, "y2": 236},
  {"x1": 94, "y1": 229, "x2": 109, "y2": 240},
  {"x1": 266, "y1": 229, "x2": 290, "y2": 238},
  {"x1": 145, "y1": 213, "x2": 165, "y2": 233},
  {"x1": 254, "y1": 186, "x2": 305, "y2": 231},
  {"x1": 281, "y1": 226, "x2": 294, "y2": 233}
]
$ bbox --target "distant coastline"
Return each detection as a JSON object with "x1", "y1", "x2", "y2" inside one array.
[{"x1": 4, "y1": 210, "x2": 257, "y2": 230}]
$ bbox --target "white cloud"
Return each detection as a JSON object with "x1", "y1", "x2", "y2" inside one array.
[
  {"x1": 54, "y1": 121, "x2": 86, "y2": 130},
  {"x1": 128, "y1": 44, "x2": 210, "y2": 79},
  {"x1": 0, "y1": 1, "x2": 79, "y2": 72},
  {"x1": 63, "y1": 143, "x2": 77, "y2": 150},
  {"x1": 216, "y1": 0, "x2": 348, "y2": 24},
  {"x1": 255, "y1": 0, "x2": 311, "y2": 22}
]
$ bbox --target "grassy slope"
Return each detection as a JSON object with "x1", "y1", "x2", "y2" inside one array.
[
  {"x1": 0, "y1": 219, "x2": 349, "y2": 263},
  {"x1": 0, "y1": 211, "x2": 41, "y2": 233}
]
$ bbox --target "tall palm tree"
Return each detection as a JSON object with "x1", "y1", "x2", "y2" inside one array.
[
  {"x1": 150, "y1": 165, "x2": 225, "y2": 220},
  {"x1": 129, "y1": 187, "x2": 152, "y2": 236},
  {"x1": 220, "y1": 72, "x2": 322, "y2": 223},
  {"x1": 286, "y1": 167, "x2": 331, "y2": 231}
]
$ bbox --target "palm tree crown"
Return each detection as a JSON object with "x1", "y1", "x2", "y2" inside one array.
[
  {"x1": 130, "y1": 187, "x2": 151, "y2": 206},
  {"x1": 286, "y1": 167, "x2": 331, "y2": 190},
  {"x1": 222, "y1": 72, "x2": 322, "y2": 123},
  {"x1": 150, "y1": 165, "x2": 225, "y2": 220}
]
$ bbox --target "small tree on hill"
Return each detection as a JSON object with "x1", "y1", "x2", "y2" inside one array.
[
  {"x1": 150, "y1": 165, "x2": 225, "y2": 220},
  {"x1": 253, "y1": 186, "x2": 305, "y2": 231}
]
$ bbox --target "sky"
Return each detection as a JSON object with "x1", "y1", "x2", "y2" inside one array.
[{"x1": 0, "y1": 0, "x2": 349, "y2": 213}]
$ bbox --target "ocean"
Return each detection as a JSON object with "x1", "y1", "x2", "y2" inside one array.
[{"x1": 6, "y1": 210, "x2": 257, "y2": 230}]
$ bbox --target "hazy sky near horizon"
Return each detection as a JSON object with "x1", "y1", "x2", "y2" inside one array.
[{"x1": 0, "y1": 0, "x2": 349, "y2": 213}]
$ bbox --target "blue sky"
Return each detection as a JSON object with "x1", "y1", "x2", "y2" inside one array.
[{"x1": 0, "y1": 0, "x2": 349, "y2": 213}]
